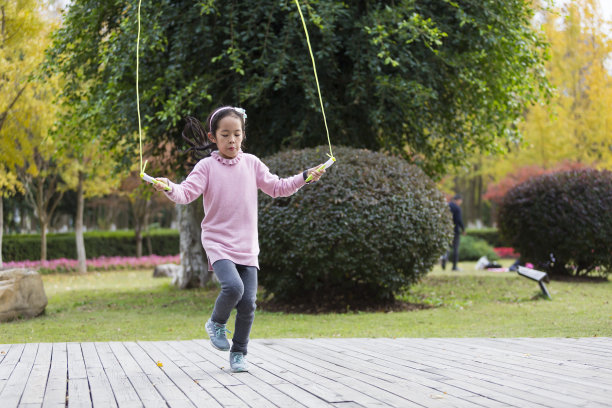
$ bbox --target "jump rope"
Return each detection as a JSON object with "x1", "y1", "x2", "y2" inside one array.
[{"x1": 137, "y1": 0, "x2": 335, "y2": 190}]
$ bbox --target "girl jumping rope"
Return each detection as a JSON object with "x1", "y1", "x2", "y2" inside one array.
[{"x1": 151, "y1": 106, "x2": 326, "y2": 372}]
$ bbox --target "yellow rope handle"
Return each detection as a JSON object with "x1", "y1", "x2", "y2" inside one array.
[{"x1": 294, "y1": 0, "x2": 334, "y2": 160}]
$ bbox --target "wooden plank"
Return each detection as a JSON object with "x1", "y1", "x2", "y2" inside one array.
[
  {"x1": 252, "y1": 340, "x2": 400, "y2": 407},
  {"x1": 187, "y1": 340, "x2": 312, "y2": 408},
  {"x1": 288, "y1": 338, "x2": 492, "y2": 406},
  {"x1": 250, "y1": 341, "x2": 426, "y2": 408},
  {"x1": 81, "y1": 342, "x2": 118, "y2": 408},
  {"x1": 492, "y1": 338, "x2": 612, "y2": 370},
  {"x1": 0, "y1": 344, "x2": 10, "y2": 364},
  {"x1": 123, "y1": 341, "x2": 196, "y2": 407},
  {"x1": 192, "y1": 339, "x2": 335, "y2": 407},
  {"x1": 163, "y1": 340, "x2": 266, "y2": 408},
  {"x1": 271, "y1": 339, "x2": 490, "y2": 408},
  {"x1": 247, "y1": 342, "x2": 356, "y2": 405},
  {"x1": 191, "y1": 344, "x2": 335, "y2": 408},
  {"x1": 66, "y1": 343, "x2": 92, "y2": 408},
  {"x1": 0, "y1": 344, "x2": 22, "y2": 395},
  {"x1": 20, "y1": 342, "x2": 52, "y2": 406},
  {"x1": 42, "y1": 342, "x2": 68, "y2": 408},
  {"x1": 139, "y1": 341, "x2": 227, "y2": 408},
  {"x1": 512, "y1": 337, "x2": 612, "y2": 356},
  {"x1": 0, "y1": 343, "x2": 38, "y2": 408},
  {"x1": 95, "y1": 342, "x2": 144, "y2": 408},
  {"x1": 67, "y1": 342, "x2": 87, "y2": 380},
  {"x1": 368, "y1": 338, "x2": 585, "y2": 408},
  {"x1": 166, "y1": 341, "x2": 237, "y2": 389},
  {"x1": 366, "y1": 336, "x2": 587, "y2": 407},
  {"x1": 107, "y1": 342, "x2": 167, "y2": 408},
  {"x1": 372, "y1": 338, "x2": 593, "y2": 402},
  {"x1": 367, "y1": 338, "x2": 610, "y2": 407},
  {"x1": 0, "y1": 338, "x2": 611, "y2": 408},
  {"x1": 435, "y1": 338, "x2": 612, "y2": 392},
  {"x1": 324, "y1": 338, "x2": 513, "y2": 408},
  {"x1": 67, "y1": 378, "x2": 92, "y2": 408}
]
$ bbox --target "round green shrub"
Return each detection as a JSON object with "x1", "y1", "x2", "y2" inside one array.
[
  {"x1": 458, "y1": 235, "x2": 499, "y2": 261},
  {"x1": 258, "y1": 146, "x2": 452, "y2": 307},
  {"x1": 498, "y1": 169, "x2": 612, "y2": 277}
]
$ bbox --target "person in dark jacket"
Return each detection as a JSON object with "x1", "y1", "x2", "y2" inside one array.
[{"x1": 442, "y1": 194, "x2": 464, "y2": 271}]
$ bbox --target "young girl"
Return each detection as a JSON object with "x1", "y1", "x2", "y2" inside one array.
[{"x1": 152, "y1": 106, "x2": 325, "y2": 372}]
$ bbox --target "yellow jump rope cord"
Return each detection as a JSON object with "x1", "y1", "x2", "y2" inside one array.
[
  {"x1": 136, "y1": 0, "x2": 144, "y2": 173},
  {"x1": 294, "y1": 0, "x2": 334, "y2": 160}
]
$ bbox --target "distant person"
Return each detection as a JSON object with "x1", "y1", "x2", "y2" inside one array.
[{"x1": 442, "y1": 194, "x2": 465, "y2": 271}]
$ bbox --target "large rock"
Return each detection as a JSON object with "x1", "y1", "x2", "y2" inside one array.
[
  {"x1": 153, "y1": 263, "x2": 182, "y2": 278},
  {"x1": 0, "y1": 268, "x2": 48, "y2": 322}
]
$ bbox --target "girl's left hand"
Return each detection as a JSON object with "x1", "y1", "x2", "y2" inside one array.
[{"x1": 306, "y1": 165, "x2": 325, "y2": 182}]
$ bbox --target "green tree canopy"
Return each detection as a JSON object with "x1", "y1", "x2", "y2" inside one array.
[{"x1": 48, "y1": 0, "x2": 549, "y2": 177}]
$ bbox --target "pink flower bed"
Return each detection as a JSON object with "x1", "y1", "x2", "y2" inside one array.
[
  {"x1": 494, "y1": 247, "x2": 520, "y2": 259},
  {"x1": 3, "y1": 255, "x2": 180, "y2": 274}
]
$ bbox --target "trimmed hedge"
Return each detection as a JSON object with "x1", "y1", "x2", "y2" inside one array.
[
  {"x1": 465, "y1": 228, "x2": 509, "y2": 247},
  {"x1": 258, "y1": 146, "x2": 453, "y2": 307},
  {"x1": 2, "y1": 229, "x2": 179, "y2": 261},
  {"x1": 458, "y1": 235, "x2": 499, "y2": 261},
  {"x1": 498, "y1": 169, "x2": 612, "y2": 277}
]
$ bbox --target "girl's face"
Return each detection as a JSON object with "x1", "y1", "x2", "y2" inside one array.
[{"x1": 209, "y1": 115, "x2": 244, "y2": 159}]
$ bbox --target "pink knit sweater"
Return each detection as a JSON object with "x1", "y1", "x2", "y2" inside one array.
[{"x1": 164, "y1": 150, "x2": 306, "y2": 270}]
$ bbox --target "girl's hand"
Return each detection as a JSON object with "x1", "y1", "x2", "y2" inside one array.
[
  {"x1": 152, "y1": 177, "x2": 170, "y2": 192},
  {"x1": 306, "y1": 165, "x2": 325, "y2": 183}
]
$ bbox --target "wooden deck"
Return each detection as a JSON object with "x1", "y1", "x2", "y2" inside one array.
[{"x1": 0, "y1": 337, "x2": 610, "y2": 407}]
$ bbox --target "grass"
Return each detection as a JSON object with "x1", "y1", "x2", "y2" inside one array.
[{"x1": 2, "y1": 260, "x2": 610, "y2": 343}]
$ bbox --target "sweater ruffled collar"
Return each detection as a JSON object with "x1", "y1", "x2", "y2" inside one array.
[{"x1": 211, "y1": 150, "x2": 243, "y2": 165}]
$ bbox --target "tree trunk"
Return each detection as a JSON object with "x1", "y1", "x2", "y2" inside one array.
[
  {"x1": 75, "y1": 171, "x2": 87, "y2": 273},
  {"x1": 0, "y1": 196, "x2": 3, "y2": 268},
  {"x1": 41, "y1": 221, "x2": 47, "y2": 261},
  {"x1": 176, "y1": 201, "x2": 212, "y2": 289},
  {"x1": 133, "y1": 199, "x2": 150, "y2": 258},
  {"x1": 135, "y1": 226, "x2": 142, "y2": 258}
]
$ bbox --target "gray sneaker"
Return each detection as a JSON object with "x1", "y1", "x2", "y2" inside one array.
[
  {"x1": 230, "y1": 352, "x2": 248, "y2": 372},
  {"x1": 205, "y1": 319, "x2": 231, "y2": 351}
]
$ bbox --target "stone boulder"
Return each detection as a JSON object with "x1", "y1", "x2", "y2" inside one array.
[
  {"x1": 0, "y1": 268, "x2": 48, "y2": 322},
  {"x1": 153, "y1": 263, "x2": 182, "y2": 278}
]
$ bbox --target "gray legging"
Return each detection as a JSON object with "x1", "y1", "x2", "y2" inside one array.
[{"x1": 211, "y1": 259, "x2": 258, "y2": 355}]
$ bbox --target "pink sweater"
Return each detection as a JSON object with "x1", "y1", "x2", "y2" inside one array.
[{"x1": 164, "y1": 151, "x2": 306, "y2": 269}]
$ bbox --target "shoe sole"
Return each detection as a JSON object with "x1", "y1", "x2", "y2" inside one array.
[{"x1": 209, "y1": 340, "x2": 230, "y2": 352}]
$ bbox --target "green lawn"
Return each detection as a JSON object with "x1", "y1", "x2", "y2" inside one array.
[{"x1": 2, "y1": 261, "x2": 610, "y2": 343}]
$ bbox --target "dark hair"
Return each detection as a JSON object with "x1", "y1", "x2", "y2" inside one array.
[
  {"x1": 452, "y1": 194, "x2": 462, "y2": 201},
  {"x1": 182, "y1": 107, "x2": 246, "y2": 160}
]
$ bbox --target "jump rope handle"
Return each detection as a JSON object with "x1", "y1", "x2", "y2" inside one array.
[
  {"x1": 140, "y1": 160, "x2": 171, "y2": 191},
  {"x1": 305, "y1": 156, "x2": 335, "y2": 183}
]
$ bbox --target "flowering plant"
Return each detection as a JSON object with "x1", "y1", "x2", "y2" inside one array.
[
  {"x1": 3, "y1": 255, "x2": 180, "y2": 274},
  {"x1": 494, "y1": 247, "x2": 519, "y2": 259}
]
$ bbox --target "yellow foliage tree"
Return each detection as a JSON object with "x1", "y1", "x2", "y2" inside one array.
[
  {"x1": 491, "y1": 0, "x2": 612, "y2": 177},
  {"x1": 445, "y1": 0, "x2": 612, "y2": 225},
  {"x1": 0, "y1": 0, "x2": 63, "y2": 262}
]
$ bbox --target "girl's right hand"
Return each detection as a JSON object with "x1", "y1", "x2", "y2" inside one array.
[{"x1": 153, "y1": 177, "x2": 170, "y2": 192}]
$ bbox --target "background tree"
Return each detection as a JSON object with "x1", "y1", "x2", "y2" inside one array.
[
  {"x1": 47, "y1": 0, "x2": 549, "y2": 282},
  {"x1": 60, "y1": 139, "x2": 120, "y2": 272},
  {"x1": 48, "y1": 0, "x2": 549, "y2": 177},
  {"x1": 446, "y1": 0, "x2": 612, "y2": 225},
  {"x1": 1, "y1": 0, "x2": 61, "y2": 261},
  {"x1": 17, "y1": 141, "x2": 67, "y2": 261},
  {"x1": 0, "y1": 167, "x2": 23, "y2": 268}
]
